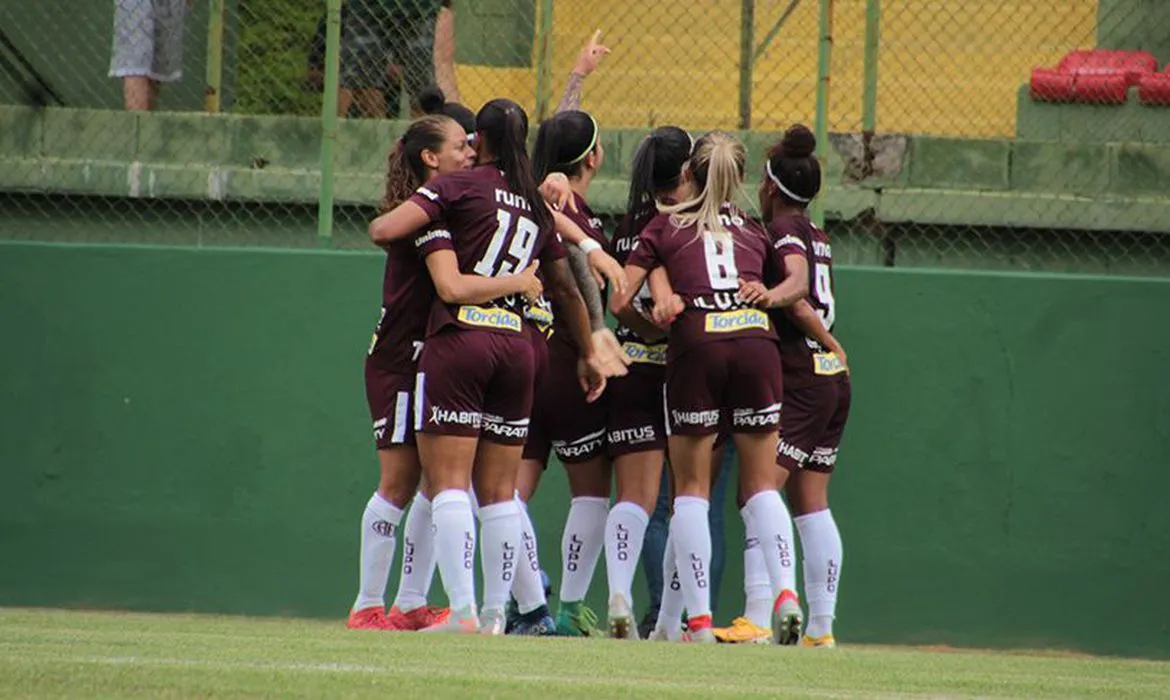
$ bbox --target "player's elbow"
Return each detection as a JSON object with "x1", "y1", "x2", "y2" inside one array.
[
  {"x1": 369, "y1": 217, "x2": 393, "y2": 246},
  {"x1": 431, "y1": 275, "x2": 463, "y2": 304}
]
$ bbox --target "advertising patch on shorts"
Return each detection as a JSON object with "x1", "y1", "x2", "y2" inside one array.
[
  {"x1": 813, "y1": 352, "x2": 847, "y2": 376},
  {"x1": 622, "y1": 342, "x2": 667, "y2": 365},
  {"x1": 703, "y1": 308, "x2": 771, "y2": 333},
  {"x1": 523, "y1": 300, "x2": 554, "y2": 335},
  {"x1": 457, "y1": 305, "x2": 522, "y2": 332}
]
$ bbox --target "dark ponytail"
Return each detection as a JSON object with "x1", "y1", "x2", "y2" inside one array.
[
  {"x1": 379, "y1": 114, "x2": 454, "y2": 214},
  {"x1": 625, "y1": 125, "x2": 692, "y2": 237},
  {"x1": 764, "y1": 124, "x2": 821, "y2": 208},
  {"x1": 476, "y1": 98, "x2": 553, "y2": 233},
  {"x1": 533, "y1": 110, "x2": 599, "y2": 182}
]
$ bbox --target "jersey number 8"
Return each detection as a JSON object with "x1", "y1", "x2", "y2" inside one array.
[
  {"x1": 474, "y1": 209, "x2": 539, "y2": 277},
  {"x1": 703, "y1": 234, "x2": 739, "y2": 290}
]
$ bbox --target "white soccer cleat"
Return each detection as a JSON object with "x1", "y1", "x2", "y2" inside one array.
[
  {"x1": 607, "y1": 594, "x2": 640, "y2": 640},
  {"x1": 479, "y1": 607, "x2": 507, "y2": 636}
]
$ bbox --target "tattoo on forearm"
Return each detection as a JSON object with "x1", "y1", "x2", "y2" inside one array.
[{"x1": 556, "y1": 72, "x2": 585, "y2": 114}]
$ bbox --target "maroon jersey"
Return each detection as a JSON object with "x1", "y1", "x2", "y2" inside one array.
[
  {"x1": 769, "y1": 212, "x2": 845, "y2": 388},
  {"x1": 547, "y1": 192, "x2": 608, "y2": 346},
  {"x1": 610, "y1": 212, "x2": 661, "y2": 348},
  {"x1": 409, "y1": 165, "x2": 566, "y2": 337},
  {"x1": 367, "y1": 236, "x2": 434, "y2": 372},
  {"x1": 626, "y1": 205, "x2": 779, "y2": 361}
]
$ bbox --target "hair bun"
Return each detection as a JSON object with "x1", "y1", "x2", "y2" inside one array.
[
  {"x1": 418, "y1": 86, "x2": 446, "y2": 115},
  {"x1": 780, "y1": 124, "x2": 816, "y2": 159}
]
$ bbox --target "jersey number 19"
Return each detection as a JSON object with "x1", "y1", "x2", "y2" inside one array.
[{"x1": 474, "y1": 209, "x2": 539, "y2": 277}]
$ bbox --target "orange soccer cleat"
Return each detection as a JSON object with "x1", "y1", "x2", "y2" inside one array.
[
  {"x1": 347, "y1": 606, "x2": 396, "y2": 631},
  {"x1": 385, "y1": 605, "x2": 451, "y2": 631}
]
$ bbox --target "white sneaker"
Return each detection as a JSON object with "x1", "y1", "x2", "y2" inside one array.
[{"x1": 479, "y1": 607, "x2": 506, "y2": 636}]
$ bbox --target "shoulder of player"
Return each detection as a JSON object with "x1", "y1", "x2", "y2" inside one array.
[{"x1": 767, "y1": 214, "x2": 812, "y2": 251}]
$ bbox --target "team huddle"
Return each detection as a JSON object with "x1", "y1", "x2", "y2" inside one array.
[{"x1": 349, "y1": 33, "x2": 851, "y2": 647}]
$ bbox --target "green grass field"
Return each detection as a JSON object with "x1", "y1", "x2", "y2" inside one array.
[{"x1": 2, "y1": 608, "x2": 1168, "y2": 699}]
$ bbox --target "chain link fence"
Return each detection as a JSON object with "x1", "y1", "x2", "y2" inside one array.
[{"x1": 1, "y1": 1, "x2": 1168, "y2": 274}]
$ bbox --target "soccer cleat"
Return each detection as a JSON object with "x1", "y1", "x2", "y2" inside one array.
[
  {"x1": 607, "y1": 593, "x2": 640, "y2": 640},
  {"x1": 647, "y1": 625, "x2": 672, "y2": 642},
  {"x1": 510, "y1": 607, "x2": 558, "y2": 636},
  {"x1": 554, "y1": 600, "x2": 604, "y2": 637},
  {"x1": 712, "y1": 617, "x2": 771, "y2": 644},
  {"x1": 801, "y1": 634, "x2": 837, "y2": 648},
  {"x1": 479, "y1": 607, "x2": 507, "y2": 636},
  {"x1": 637, "y1": 609, "x2": 659, "y2": 640},
  {"x1": 771, "y1": 589, "x2": 804, "y2": 646},
  {"x1": 682, "y1": 615, "x2": 715, "y2": 644},
  {"x1": 347, "y1": 606, "x2": 395, "y2": 631},
  {"x1": 385, "y1": 605, "x2": 450, "y2": 631},
  {"x1": 420, "y1": 605, "x2": 478, "y2": 634},
  {"x1": 504, "y1": 598, "x2": 521, "y2": 634}
]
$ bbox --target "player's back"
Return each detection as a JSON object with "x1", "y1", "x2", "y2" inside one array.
[
  {"x1": 631, "y1": 205, "x2": 777, "y2": 359},
  {"x1": 417, "y1": 166, "x2": 551, "y2": 280},
  {"x1": 768, "y1": 211, "x2": 840, "y2": 386}
]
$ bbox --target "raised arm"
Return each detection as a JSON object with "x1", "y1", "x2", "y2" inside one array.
[
  {"x1": 424, "y1": 251, "x2": 542, "y2": 305},
  {"x1": 432, "y1": 4, "x2": 461, "y2": 103},
  {"x1": 555, "y1": 30, "x2": 610, "y2": 114},
  {"x1": 370, "y1": 200, "x2": 433, "y2": 247}
]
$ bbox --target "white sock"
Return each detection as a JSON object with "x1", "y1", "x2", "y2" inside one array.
[
  {"x1": 557, "y1": 496, "x2": 608, "y2": 603},
  {"x1": 431, "y1": 489, "x2": 477, "y2": 612},
  {"x1": 655, "y1": 527, "x2": 685, "y2": 641},
  {"x1": 796, "y1": 509, "x2": 842, "y2": 638},
  {"x1": 511, "y1": 495, "x2": 547, "y2": 614},
  {"x1": 353, "y1": 493, "x2": 403, "y2": 611},
  {"x1": 742, "y1": 490, "x2": 797, "y2": 595},
  {"x1": 479, "y1": 500, "x2": 522, "y2": 612},
  {"x1": 392, "y1": 492, "x2": 434, "y2": 613},
  {"x1": 604, "y1": 501, "x2": 650, "y2": 607},
  {"x1": 740, "y1": 508, "x2": 773, "y2": 629},
  {"x1": 670, "y1": 496, "x2": 712, "y2": 619}
]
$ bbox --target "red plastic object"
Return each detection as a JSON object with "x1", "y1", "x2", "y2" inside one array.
[
  {"x1": 1138, "y1": 73, "x2": 1170, "y2": 106},
  {"x1": 1030, "y1": 50, "x2": 1157, "y2": 104},
  {"x1": 1030, "y1": 68, "x2": 1074, "y2": 102},
  {"x1": 1073, "y1": 74, "x2": 1129, "y2": 104},
  {"x1": 1058, "y1": 49, "x2": 1157, "y2": 84}
]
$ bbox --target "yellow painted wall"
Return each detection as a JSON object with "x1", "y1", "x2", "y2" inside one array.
[{"x1": 455, "y1": 1, "x2": 1097, "y2": 137}]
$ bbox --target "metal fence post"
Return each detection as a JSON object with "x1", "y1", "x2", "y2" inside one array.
[
  {"x1": 317, "y1": 0, "x2": 342, "y2": 246},
  {"x1": 812, "y1": 0, "x2": 833, "y2": 228},
  {"x1": 534, "y1": 0, "x2": 555, "y2": 121},
  {"x1": 204, "y1": 0, "x2": 225, "y2": 113},
  {"x1": 861, "y1": 0, "x2": 880, "y2": 134},
  {"x1": 738, "y1": 0, "x2": 755, "y2": 130}
]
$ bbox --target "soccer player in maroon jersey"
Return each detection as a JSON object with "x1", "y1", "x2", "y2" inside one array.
[
  {"x1": 611, "y1": 131, "x2": 809, "y2": 642},
  {"x1": 518, "y1": 107, "x2": 617, "y2": 635},
  {"x1": 349, "y1": 114, "x2": 543, "y2": 632},
  {"x1": 763, "y1": 125, "x2": 851, "y2": 648},
  {"x1": 593, "y1": 126, "x2": 694, "y2": 640},
  {"x1": 369, "y1": 99, "x2": 608, "y2": 634}
]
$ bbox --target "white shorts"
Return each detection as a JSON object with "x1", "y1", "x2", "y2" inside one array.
[{"x1": 109, "y1": 0, "x2": 187, "y2": 83}]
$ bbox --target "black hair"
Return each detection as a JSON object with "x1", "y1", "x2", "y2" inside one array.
[
  {"x1": 532, "y1": 110, "x2": 599, "y2": 181},
  {"x1": 765, "y1": 124, "x2": 821, "y2": 208},
  {"x1": 418, "y1": 85, "x2": 477, "y2": 136},
  {"x1": 476, "y1": 98, "x2": 554, "y2": 233},
  {"x1": 380, "y1": 115, "x2": 454, "y2": 214},
  {"x1": 625, "y1": 126, "x2": 692, "y2": 237}
]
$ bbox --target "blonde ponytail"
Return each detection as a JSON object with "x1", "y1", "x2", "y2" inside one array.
[{"x1": 657, "y1": 131, "x2": 746, "y2": 238}]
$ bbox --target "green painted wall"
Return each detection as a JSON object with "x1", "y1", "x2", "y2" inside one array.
[{"x1": 1, "y1": 242, "x2": 1169, "y2": 658}]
